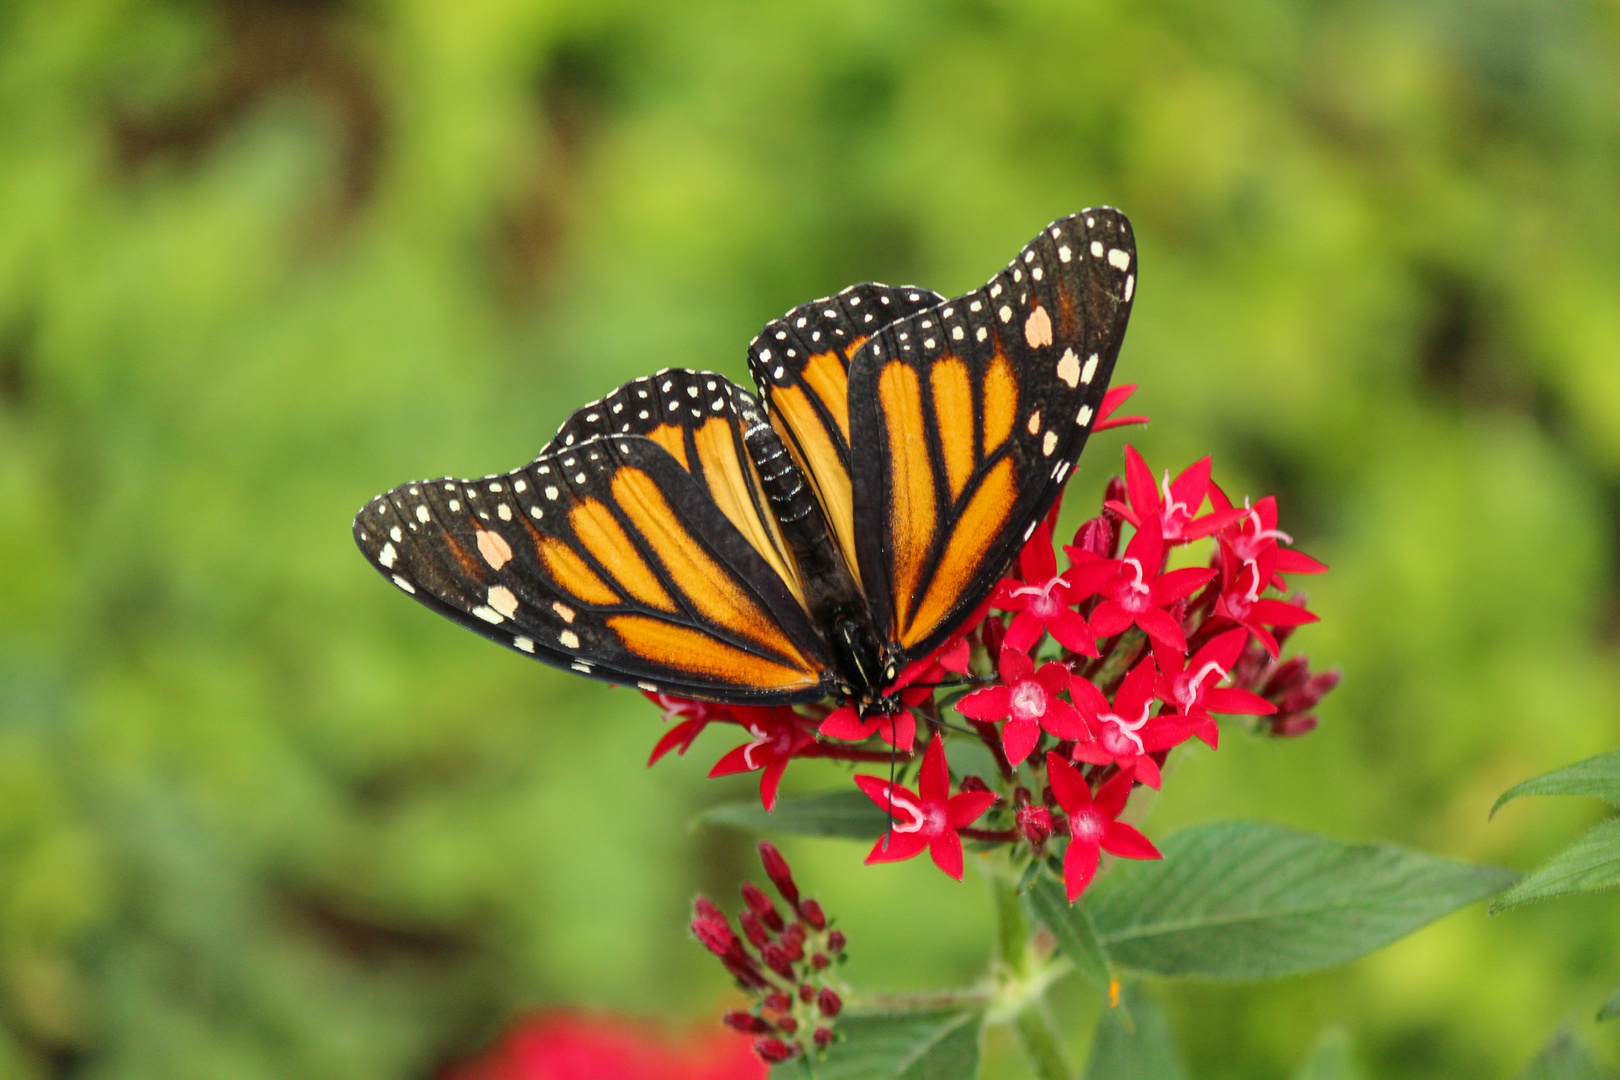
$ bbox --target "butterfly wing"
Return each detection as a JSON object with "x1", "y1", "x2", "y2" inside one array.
[
  {"x1": 848, "y1": 208, "x2": 1137, "y2": 660},
  {"x1": 353, "y1": 374, "x2": 834, "y2": 704},
  {"x1": 746, "y1": 284, "x2": 944, "y2": 586}
]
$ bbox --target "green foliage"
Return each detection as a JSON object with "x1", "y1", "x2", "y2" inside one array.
[
  {"x1": 1082, "y1": 984, "x2": 1185, "y2": 1080},
  {"x1": 1492, "y1": 818, "x2": 1620, "y2": 912},
  {"x1": 772, "y1": 1009, "x2": 983, "y2": 1080},
  {"x1": 1494, "y1": 752, "x2": 1620, "y2": 817},
  {"x1": 1088, "y1": 822, "x2": 1513, "y2": 979},
  {"x1": 700, "y1": 791, "x2": 889, "y2": 839},
  {"x1": 1290, "y1": 1030, "x2": 1366, "y2": 1080},
  {"x1": 1024, "y1": 878, "x2": 1112, "y2": 999},
  {"x1": 1514, "y1": 1031, "x2": 1620, "y2": 1080}
]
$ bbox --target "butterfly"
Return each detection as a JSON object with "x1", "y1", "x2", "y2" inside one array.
[{"x1": 353, "y1": 209, "x2": 1136, "y2": 719}]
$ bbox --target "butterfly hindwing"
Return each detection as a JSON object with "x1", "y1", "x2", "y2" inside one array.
[
  {"x1": 354, "y1": 381, "x2": 835, "y2": 703},
  {"x1": 747, "y1": 283, "x2": 944, "y2": 586},
  {"x1": 847, "y1": 208, "x2": 1137, "y2": 661}
]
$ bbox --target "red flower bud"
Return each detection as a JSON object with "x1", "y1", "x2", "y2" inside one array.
[
  {"x1": 1280, "y1": 669, "x2": 1341, "y2": 715},
  {"x1": 777, "y1": 1016, "x2": 799, "y2": 1035},
  {"x1": 826, "y1": 930, "x2": 846, "y2": 955},
  {"x1": 693, "y1": 896, "x2": 726, "y2": 923},
  {"x1": 690, "y1": 915, "x2": 735, "y2": 958},
  {"x1": 814, "y1": 1027, "x2": 834, "y2": 1049},
  {"x1": 739, "y1": 910, "x2": 770, "y2": 949},
  {"x1": 753, "y1": 1037, "x2": 796, "y2": 1063},
  {"x1": 764, "y1": 992, "x2": 792, "y2": 1012},
  {"x1": 1102, "y1": 476, "x2": 1128, "y2": 526},
  {"x1": 758, "y1": 842, "x2": 801, "y2": 907},
  {"x1": 742, "y1": 883, "x2": 785, "y2": 933},
  {"x1": 723, "y1": 956, "x2": 771, "y2": 990},
  {"x1": 811, "y1": 952, "x2": 829, "y2": 969},
  {"x1": 1072, "y1": 515, "x2": 1114, "y2": 559},
  {"x1": 1261, "y1": 655, "x2": 1310, "y2": 698},
  {"x1": 799, "y1": 898, "x2": 826, "y2": 930},
  {"x1": 762, "y1": 943, "x2": 796, "y2": 979},
  {"x1": 818, "y1": 988, "x2": 843, "y2": 1018},
  {"x1": 982, "y1": 616, "x2": 1007, "y2": 658},
  {"x1": 1271, "y1": 713, "x2": 1319, "y2": 738},
  {"x1": 799, "y1": 982, "x2": 815, "y2": 1003},
  {"x1": 1016, "y1": 803, "x2": 1053, "y2": 846},
  {"x1": 724, "y1": 1011, "x2": 771, "y2": 1034},
  {"x1": 958, "y1": 774, "x2": 992, "y2": 794}
]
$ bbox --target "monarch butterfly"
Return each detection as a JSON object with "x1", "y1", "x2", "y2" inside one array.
[{"x1": 353, "y1": 209, "x2": 1136, "y2": 721}]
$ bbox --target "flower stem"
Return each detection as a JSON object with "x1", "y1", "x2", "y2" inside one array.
[{"x1": 981, "y1": 855, "x2": 1073, "y2": 1080}]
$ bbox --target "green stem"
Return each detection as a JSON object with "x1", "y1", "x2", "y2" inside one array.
[{"x1": 982, "y1": 856, "x2": 1073, "y2": 1080}]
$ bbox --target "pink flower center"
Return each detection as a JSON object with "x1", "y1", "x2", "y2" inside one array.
[
  {"x1": 1115, "y1": 557, "x2": 1152, "y2": 613},
  {"x1": 1070, "y1": 807, "x2": 1104, "y2": 842},
  {"x1": 1009, "y1": 680, "x2": 1048, "y2": 722},
  {"x1": 1174, "y1": 659, "x2": 1226, "y2": 711},
  {"x1": 1098, "y1": 699, "x2": 1151, "y2": 757},
  {"x1": 1011, "y1": 576, "x2": 1066, "y2": 619},
  {"x1": 885, "y1": 791, "x2": 945, "y2": 838},
  {"x1": 742, "y1": 725, "x2": 793, "y2": 769},
  {"x1": 1160, "y1": 471, "x2": 1192, "y2": 541},
  {"x1": 1231, "y1": 505, "x2": 1292, "y2": 563}
]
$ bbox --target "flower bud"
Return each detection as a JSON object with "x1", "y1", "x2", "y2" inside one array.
[
  {"x1": 982, "y1": 616, "x2": 1007, "y2": 658},
  {"x1": 690, "y1": 915, "x2": 735, "y2": 958},
  {"x1": 742, "y1": 883, "x2": 785, "y2": 933},
  {"x1": 723, "y1": 956, "x2": 771, "y2": 991},
  {"x1": 754, "y1": 1037, "x2": 796, "y2": 1063},
  {"x1": 758, "y1": 841, "x2": 801, "y2": 907},
  {"x1": 811, "y1": 952, "x2": 829, "y2": 970},
  {"x1": 693, "y1": 896, "x2": 725, "y2": 924},
  {"x1": 762, "y1": 943, "x2": 796, "y2": 979},
  {"x1": 739, "y1": 909, "x2": 770, "y2": 949},
  {"x1": 799, "y1": 982, "x2": 815, "y2": 1003},
  {"x1": 1102, "y1": 476, "x2": 1127, "y2": 525},
  {"x1": 1271, "y1": 713, "x2": 1319, "y2": 738},
  {"x1": 1231, "y1": 639, "x2": 1269, "y2": 688},
  {"x1": 814, "y1": 1027, "x2": 835, "y2": 1049},
  {"x1": 818, "y1": 988, "x2": 843, "y2": 1017},
  {"x1": 777, "y1": 1016, "x2": 799, "y2": 1035},
  {"x1": 958, "y1": 774, "x2": 992, "y2": 794},
  {"x1": 780, "y1": 922, "x2": 806, "y2": 960},
  {"x1": 1016, "y1": 803, "x2": 1054, "y2": 847},
  {"x1": 1072, "y1": 515, "x2": 1114, "y2": 559},
  {"x1": 826, "y1": 930, "x2": 846, "y2": 955},
  {"x1": 764, "y1": 991, "x2": 792, "y2": 1012},
  {"x1": 799, "y1": 898, "x2": 826, "y2": 930},
  {"x1": 1280, "y1": 669, "x2": 1341, "y2": 715},
  {"x1": 1261, "y1": 655, "x2": 1309, "y2": 699},
  {"x1": 724, "y1": 1011, "x2": 771, "y2": 1034}
]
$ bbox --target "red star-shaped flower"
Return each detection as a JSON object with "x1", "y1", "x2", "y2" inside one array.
[
  {"x1": 1105, "y1": 446, "x2": 1245, "y2": 545},
  {"x1": 1208, "y1": 487, "x2": 1329, "y2": 588},
  {"x1": 1065, "y1": 516, "x2": 1215, "y2": 654},
  {"x1": 992, "y1": 521, "x2": 1098, "y2": 655},
  {"x1": 1046, "y1": 752, "x2": 1160, "y2": 901},
  {"x1": 1067, "y1": 658, "x2": 1201, "y2": 789},
  {"x1": 646, "y1": 692, "x2": 734, "y2": 766},
  {"x1": 709, "y1": 707, "x2": 817, "y2": 811},
  {"x1": 1093, "y1": 383, "x2": 1149, "y2": 432},
  {"x1": 854, "y1": 738, "x2": 998, "y2": 880},
  {"x1": 1153, "y1": 628, "x2": 1276, "y2": 747},
  {"x1": 1213, "y1": 540, "x2": 1319, "y2": 658},
  {"x1": 956, "y1": 646, "x2": 1088, "y2": 765}
]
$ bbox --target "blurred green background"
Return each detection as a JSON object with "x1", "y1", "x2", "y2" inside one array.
[{"x1": 2, "y1": 0, "x2": 1619, "y2": 1077}]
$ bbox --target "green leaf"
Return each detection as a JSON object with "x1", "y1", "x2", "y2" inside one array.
[
  {"x1": 1291, "y1": 1029, "x2": 1365, "y2": 1080},
  {"x1": 771, "y1": 1009, "x2": 983, "y2": 1080},
  {"x1": 1513, "y1": 1029, "x2": 1620, "y2": 1080},
  {"x1": 1493, "y1": 750, "x2": 1620, "y2": 817},
  {"x1": 1494, "y1": 816, "x2": 1620, "y2": 912},
  {"x1": 1082, "y1": 983, "x2": 1185, "y2": 1080},
  {"x1": 1088, "y1": 821, "x2": 1514, "y2": 979},
  {"x1": 1598, "y1": 988, "x2": 1620, "y2": 1022},
  {"x1": 1025, "y1": 877, "x2": 1112, "y2": 996},
  {"x1": 697, "y1": 791, "x2": 886, "y2": 840}
]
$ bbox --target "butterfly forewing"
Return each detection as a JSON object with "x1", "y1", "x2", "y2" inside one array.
[
  {"x1": 847, "y1": 209, "x2": 1136, "y2": 661},
  {"x1": 747, "y1": 283, "x2": 944, "y2": 586},
  {"x1": 354, "y1": 389, "x2": 836, "y2": 703}
]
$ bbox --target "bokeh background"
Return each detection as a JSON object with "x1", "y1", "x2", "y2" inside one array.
[{"x1": 2, "y1": 1, "x2": 1619, "y2": 1077}]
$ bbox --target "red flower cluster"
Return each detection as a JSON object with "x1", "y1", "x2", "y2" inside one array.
[
  {"x1": 438, "y1": 1011, "x2": 763, "y2": 1080},
  {"x1": 647, "y1": 389, "x2": 1337, "y2": 907},
  {"x1": 691, "y1": 843, "x2": 848, "y2": 1065}
]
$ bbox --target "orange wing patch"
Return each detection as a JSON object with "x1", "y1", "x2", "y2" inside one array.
[
  {"x1": 569, "y1": 497, "x2": 678, "y2": 612},
  {"x1": 878, "y1": 361, "x2": 937, "y2": 631},
  {"x1": 691, "y1": 418, "x2": 802, "y2": 602},
  {"x1": 929, "y1": 358, "x2": 975, "y2": 502},
  {"x1": 537, "y1": 536, "x2": 622, "y2": 607},
  {"x1": 647, "y1": 424, "x2": 690, "y2": 471},
  {"x1": 612, "y1": 469, "x2": 812, "y2": 666},
  {"x1": 800, "y1": 350, "x2": 852, "y2": 443},
  {"x1": 769, "y1": 388, "x2": 858, "y2": 579},
  {"x1": 606, "y1": 615, "x2": 820, "y2": 691},
  {"x1": 903, "y1": 457, "x2": 1018, "y2": 647},
  {"x1": 982, "y1": 354, "x2": 1017, "y2": 457}
]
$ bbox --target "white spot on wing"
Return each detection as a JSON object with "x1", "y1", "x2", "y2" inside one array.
[
  {"x1": 472, "y1": 605, "x2": 504, "y2": 624},
  {"x1": 1056, "y1": 348, "x2": 1080, "y2": 388},
  {"x1": 1027, "y1": 410, "x2": 1041, "y2": 435},
  {"x1": 487, "y1": 585, "x2": 519, "y2": 619},
  {"x1": 1042, "y1": 430, "x2": 1058, "y2": 456},
  {"x1": 559, "y1": 630, "x2": 580, "y2": 649},
  {"x1": 415, "y1": 505, "x2": 430, "y2": 523},
  {"x1": 1090, "y1": 240, "x2": 1104, "y2": 258},
  {"x1": 378, "y1": 542, "x2": 397, "y2": 568},
  {"x1": 1024, "y1": 306, "x2": 1053, "y2": 348},
  {"x1": 477, "y1": 529, "x2": 513, "y2": 569},
  {"x1": 1076, "y1": 404, "x2": 1094, "y2": 426},
  {"x1": 1124, "y1": 274, "x2": 1135, "y2": 301},
  {"x1": 1108, "y1": 248, "x2": 1130, "y2": 270},
  {"x1": 392, "y1": 575, "x2": 415, "y2": 593},
  {"x1": 1082, "y1": 353, "x2": 1099, "y2": 384},
  {"x1": 552, "y1": 601, "x2": 576, "y2": 623},
  {"x1": 514, "y1": 636, "x2": 535, "y2": 653}
]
